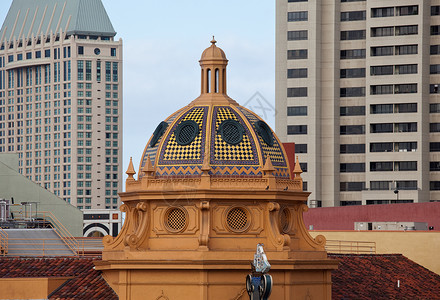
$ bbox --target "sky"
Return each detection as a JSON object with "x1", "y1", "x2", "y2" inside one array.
[{"x1": 0, "y1": 0, "x2": 276, "y2": 183}]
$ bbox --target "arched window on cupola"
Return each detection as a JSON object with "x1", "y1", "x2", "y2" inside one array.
[
  {"x1": 215, "y1": 69, "x2": 219, "y2": 93},
  {"x1": 207, "y1": 69, "x2": 211, "y2": 93}
]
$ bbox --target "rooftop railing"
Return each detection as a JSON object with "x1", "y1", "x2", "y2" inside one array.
[{"x1": 326, "y1": 240, "x2": 376, "y2": 254}]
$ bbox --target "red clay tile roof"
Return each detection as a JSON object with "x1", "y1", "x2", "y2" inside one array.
[
  {"x1": 329, "y1": 254, "x2": 440, "y2": 300},
  {"x1": 0, "y1": 256, "x2": 117, "y2": 300},
  {"x1": 1, "y1": 254, "x2": 439, "y2": 299}
]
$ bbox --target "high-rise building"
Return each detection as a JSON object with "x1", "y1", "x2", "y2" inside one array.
[
  {"x1": 276, "y1": 0, "x2": 440, "y2": 207},
  {"x1": 0, "y1": 0, "x2": 122, "y2": 210}
]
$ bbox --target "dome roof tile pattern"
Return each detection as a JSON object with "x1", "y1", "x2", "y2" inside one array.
[{"x1": 139, "y1": 103, "x2": 289, "y2": 179}]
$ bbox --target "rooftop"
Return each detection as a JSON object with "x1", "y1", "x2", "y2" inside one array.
[
  {"x1": 329, "y1": 253, "x2": 440, "y2": 299},
  {"x1": 0, "y1": 256, "x2": 117, "y2": 299},
  {"x1": 0, "y1": 0, "x2": 116, "y2": 44},
  {"x1": 1, "y1": 254, "x2": 439, "y2": 299}
]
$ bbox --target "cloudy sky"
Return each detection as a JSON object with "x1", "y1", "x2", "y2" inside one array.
[{"x1": 0, "y1": 0, "x2": 276, "y2": 180}]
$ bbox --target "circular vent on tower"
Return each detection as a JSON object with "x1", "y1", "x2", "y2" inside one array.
[
  {"x1": 150, "y1": 121, "x2": 168, "y2": 147},
  {"x1": 165, "y1": 207, "x2": 188, "y2": 232},
  {"x1": 254, "y1": 121, "x2": 274, "y2": 147},
  {"x1": 219, "y1": 119, "x2": 245, "y2": 145},
  {"x1": 175, "y1": 120, "x2": 199, "y2": 146},
  {"x1": 226, "y1": 207, "x2": 249, "y2": 232},
  {"x1": 279, "y1": 207, "x2": 291, "y2": 233}
]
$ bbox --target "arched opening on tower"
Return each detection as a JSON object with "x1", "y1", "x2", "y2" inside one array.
[
  {"x1": 215, "y1": 68, "x2": 219, "y2": 93},
  {"x1": 207, "y1": 69, "x2": 211, "y2": 93}
]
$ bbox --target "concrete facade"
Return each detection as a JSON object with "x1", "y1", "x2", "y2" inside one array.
[
  {"x1": 0, "y1": 0, "x2": 123, "y2": 210},
  {"x1": 276, "y1": 0, "x2": 440, "y2": 206}
]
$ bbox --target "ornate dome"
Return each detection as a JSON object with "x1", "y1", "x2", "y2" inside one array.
[
  {"x1": 137, "y1": 40, "x2": 291, "y2": 179},
  {"x1": 200, "y1": 37, "x2": 227, "y2": 61}
]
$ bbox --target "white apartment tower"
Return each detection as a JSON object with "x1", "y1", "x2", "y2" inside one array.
[
  {"x1": 276, "y1": 0, "x2": 440, "y2": 207},
  {"x1": 0, "y1": 0, "x2": 123, "y2": 210}
]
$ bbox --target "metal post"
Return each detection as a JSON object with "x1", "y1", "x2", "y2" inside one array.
[{"x1": 246, "y1": 244, "x2": 273, "y2": 300}]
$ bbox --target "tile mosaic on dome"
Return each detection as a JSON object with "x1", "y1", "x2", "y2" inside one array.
[
  {"x1": 158, "y1": 106, "x2": 208, "y2": 165},
  {"x1": 139, "y1": 108, "x2": 184, "y2": 178},
  {"x1": 210, "y1": 106, "x2": 259, "y2": 165},
  {"x1": 237, "y1": 106, "x2": 290, "y2": 178},
  {"x1": 237, "y1": 106, "x2": 288, "y2": 168}
]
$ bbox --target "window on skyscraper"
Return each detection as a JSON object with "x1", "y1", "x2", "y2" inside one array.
[
  {"x1": 287, "y1": 30, "x2": 308, "y2": 40},
  {"x1": 370, "y1": 65, "x2": 393, "y2": 76},
  {"x1": 287, "y1": 87, "x2": 307, "y2": 97},
  {"x1": 395, "y1": 44, "x2": 417, "y2": 55},
  {"x1": 340, "y1": 49, "x2": 365, "y2": 59},
  {"x1": 395, "y1": 122, "x2": 417, "y2": 132},
  {"x1": 340, "y1": 106, "x2": 365, "y2": 116},
  {"x1": 340, "y1": 125, "x2": 365, "y2": 135},
  {"x1": 430, "y1": 181, "x2": 440, "y2": 190},
  {"x1": 395, "y1": 103, "x2": 417, "y2": 113},
  {"x1": 288, "y1": 11, "x2": 308, "y2": 22},
  {"x1": 371, "y1": 123, "x2": 393, "y2": 133},
  {"x1": 371, "y1": 26, "x2": 394, "y2": 37},
  {"x1": 287, "y1": 125, "x2": 307, "y2": 135},
  {"x1": 341, "y1": 11, "x2": 366, "y2": 21},
  {"x1": 341, "y1": 30, "x2": 365, "y2": 40},
  {"x1": 396, "y1": 5, "x2": 418, "y2": 16},
  {"x1": 340, "y1": 163, "x2": 365, "y2": 173},
  {"x1": 432, "y1": 6, "x2": 440, "y2": 16},
  {"x1": 295, "y1": 144, "x2": 307, "y2": 153},
  {"x1": 371, "y1": 7, "x2": 394, "y2": 18},
  {"x1": 395, "y1": 161, "x2": 417, "y2": 171},
  {"x1": 370, "y1": 162, "x2": 393, "y2": 172},
  {"x1": 287, "y1": 49, "x2": 308, "y2": 59},
  {"x1": 394, "y1": 84, "x2": 417, "y2": 94},
  {"x1": 340, "y1": 182, "x2": 365, "y2": 192},
  {"x1": 431, "y1": 26, "x2": 440, "y2": 35},
  {"x1": 395, "y1": 64, "x2": 417, "y2": 75},
  {"x1": 371, "y1": 104, "x2": 393, "y2": 114},
  {"x1": 287, "y1": 106, "x2": 307, "y2": 116},
  {"x1": 287, "y1": 68, "x2": 307, "y2": 78},
  {"x1": 371, "y1": 85, "x2": 393, "y2": 95},
  {"x1": 340, "y1": 144, "x2": 365, "y2": 154},
  {"x1": 371, "y1": 46, "x2": 393, "y2": 56},
  {"x1": 340, "y1": 87, "x2": 365, "y2": 97},
  {"x1": 395, "y1": 25, "x2": 418, "y2": 35},
  {"x1": 430, "y1": 123, "x2": 440, "y2": 132},
  {"x1": 430, "y1": 162, "x2": 440, "y2": 171},
  {"x1": 340, "y1": 68, "x2": 365, "y2": 78}
]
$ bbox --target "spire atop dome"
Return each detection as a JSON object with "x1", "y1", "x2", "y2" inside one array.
[{"x1": 211, "y1": 36, "x2": 216, "y2": 45}]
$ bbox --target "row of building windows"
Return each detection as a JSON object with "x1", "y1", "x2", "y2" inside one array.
[
  {"x1": 370, "y1": 103, "x2": 417, "y2": 114},
  {"x1": 371, "y1": 45, "x2": 418, "y2": 56},
  {"x1": 370, "y1": 123, "x2": 417, "y2": 133},
  {"x1": 371, "y1": 25, "x2": 418, "y2": 37},
  {"x1": 372, "y1": 6, "x2": 418, "y2": 18},
  {"x1": 371, "y1": 64, "x2": 417, "y2": 76},
  {"x1": 340, "y1": 181, "x2": 417, "y2": 192},
  {"x1": 288, "y1": 46, "x2": 418, "y2": 60},
  {"x1": 371, "y1": 84, "x2": 417, "y2": 95},
  {"x1": 2, "y1": 47, "x2": 71, "y2": 63},
  {"x1": 340, "y1": 142, "x2": 417, "y2": 153},
  {"x1": 341, "y1": 161, "x2": 417, "y2": 173}
]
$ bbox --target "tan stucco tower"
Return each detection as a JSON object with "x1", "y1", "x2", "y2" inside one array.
[{"x1": 96, "y1": 40, "x2": 338, "y2": 300}]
